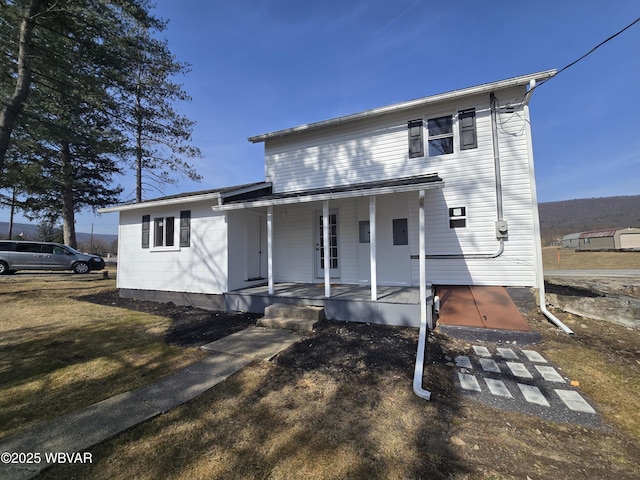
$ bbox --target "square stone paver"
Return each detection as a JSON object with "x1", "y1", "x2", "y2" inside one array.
[
  {"x1": 472, "y1": 345, "x2": 491, "y2": 357},
  {"x1": 484, "y1": 378, "x2": 513, "y2": 398},
  {"x1": 535, "y1": 365, "x2": 565, "y2": 383},
  {"x1": 518, "y1": 384, "x2": 550, "y2": 407},
  {"x1": 506, "y1": 362, "x2": 533, "y2": 379},
  {"x1": 522, "y1": 350, "x2": 547, "y2": 363},
  {"x1": 555, "y1": 390, "x2": 597, "y2": 413},
  {"x1": 458, "y1": 373, "x2": 482, "y2": 392},
  {"x1": 455, "y1": 355, "x2": 473, "y2": 369},
  {"x1": 497, "y1": 347, "x2": 519, "y2": 360},
  {"x1": 479, "y1": 358, "x2": 501, "y2": 373}
]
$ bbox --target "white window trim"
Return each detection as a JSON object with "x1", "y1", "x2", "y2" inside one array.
[
  {"x1": 427, "y1": 111, "x2": 455, "y2": 158},
  {"x1": 150, "y1": 212, "x2": 181, "y2": 252}
]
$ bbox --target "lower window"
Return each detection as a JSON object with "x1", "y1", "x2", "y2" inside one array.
[{"x1": 154, "y1": 216, "x2": 175, "y2": 247}]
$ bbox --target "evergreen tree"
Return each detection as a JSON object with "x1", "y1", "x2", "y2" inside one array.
[
  {"x1": 1, "y1": 0, "x2": 201, "y2": 244},
  {"x1": 118, "y1": 24, "x2": 202, "y2": 201},
  {"x1": 0, "y1": 0, "x2": 48, "y2": 168}
]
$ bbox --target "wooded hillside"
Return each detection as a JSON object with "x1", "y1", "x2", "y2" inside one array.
[{"x1": 538, "y1": 195, "x2": 640, "y2": 245}]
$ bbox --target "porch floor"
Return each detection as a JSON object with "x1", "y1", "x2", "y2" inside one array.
[
  {"x1": 232, "y1": 282, "x2": 420, "y2": 304},
  {"x1": 225, "y1": 283, "x2": 421, "y2": 327}
]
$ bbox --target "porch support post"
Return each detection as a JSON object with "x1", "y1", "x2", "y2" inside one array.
[
  {"x1": 323, "y1": 200, "x2": 331, "y2": 298},
  {"x1": 419, "y1": 190, "x2": 431, "y2": 329},
  {"x1": 369, "y1": 196, "x2": 377, "y2": 301},
  {"x1": 267, "y1": 206, "x2": 274, "y2": 295}
]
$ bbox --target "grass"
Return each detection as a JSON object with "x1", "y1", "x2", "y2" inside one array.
[
  {"x1": 542, "y1": 247, "x2": 640, "y2": 270},
  {"x1": 538, "y1": 312, "x2": 640, "y2": 437},
  {"x1": 2, "y1": 274, "x2": 640, "y2": 479},
  {"x1": 0, "y1": 273, "x2": 206, "y2": 440}
]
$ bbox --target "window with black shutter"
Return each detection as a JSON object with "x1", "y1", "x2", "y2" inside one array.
[
  {"x1": 165, "y1": 217, "x2": 175, "y2": 246},
  {"x1": 142, "y1": 215, "x2": 150, "y2": 248},
  {"x1": 180, "y1": 210, "x2": 191, "y2": 247},
  {"x1": 407, "y1": 119, "x2": 424, "y2": 158},
  {"x1": 459, "y1": 109, "x2": 477, "y2": 150},
  {"x1": 427, "y1": 115, "x2": 454, "y2": 156}
]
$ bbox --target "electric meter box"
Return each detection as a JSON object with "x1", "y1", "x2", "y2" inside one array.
[{"x1": 495, "y1": 220, "x2": 509, "y2": 239}]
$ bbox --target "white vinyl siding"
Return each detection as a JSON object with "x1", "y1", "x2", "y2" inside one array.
[
  {"x1": 117, "y1": 202, "x2": 228, "y2": 294},
  {"x1": 264, "y1": 94, "x2": 493, "y2": 194},
  {"x1": 263, "y1": 86, "x2": 538, "y2": 287}
]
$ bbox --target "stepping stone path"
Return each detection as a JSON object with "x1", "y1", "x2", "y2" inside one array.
[{"x1": 452, "y1": 345, "x2": 600, "y2": 426}]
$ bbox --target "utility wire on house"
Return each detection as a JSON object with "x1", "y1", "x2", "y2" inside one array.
[{"x1": 537, "y1": 16, "x2": 640, "y2": 89}]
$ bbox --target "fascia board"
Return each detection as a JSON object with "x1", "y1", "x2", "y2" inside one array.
[
  {"x1": 211, "y1": 181, "x2": 445, "y2": 211},
  {"x1": 248, "y1": 70, "x2": 556, "y2": 143},
  {"x1": 99, "y1": 192, "x2": 222, "y2": 213}
]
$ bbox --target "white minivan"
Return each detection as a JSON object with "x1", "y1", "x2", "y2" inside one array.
[{"x1": 0, "y1": 241, "x2": 105, "y2": 275}]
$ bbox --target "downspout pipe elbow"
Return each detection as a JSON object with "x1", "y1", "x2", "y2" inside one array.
[
  {"x1": 413, "y1": 291, "x2": 433, "y2": 401},
  {"x1": 539, "y1": 284, "x2": 574, "y2": 335}
]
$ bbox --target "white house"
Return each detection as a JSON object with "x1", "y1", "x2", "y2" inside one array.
[{"x1": 101, "y1": 70, "x2": 556, "y2": 328}]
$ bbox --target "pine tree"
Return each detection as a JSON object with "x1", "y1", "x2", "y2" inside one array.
[
  {"x1": 119, "y1": 24, "x2": 202, "y2": 201},
  {"x1": 0, "y1": 0, "x2": 48, "y2": 169},
  {"x1": 2, "y1": 0, "x2": 202, "y2": 245}
]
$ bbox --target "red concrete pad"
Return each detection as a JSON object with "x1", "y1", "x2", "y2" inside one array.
[{"x1": 437, "y1": 286, "x2": 532, "y2": 332}]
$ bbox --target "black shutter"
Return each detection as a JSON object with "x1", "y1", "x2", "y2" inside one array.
[
  {"x1": 142, "y1": 215, "x2": 150, "y2": 248},
  {"x1": 459, "y1": 109, "x2": 477, "y2": 150},
  {"x1": 180, "y1": 210, "x2": 191, "y2": 247},
  {"x1": 166, "y1": 217, "x2": 175, "y2": 246},
  {"x1": 408, "y1": 119, "x2": 424, "y2": 158}
]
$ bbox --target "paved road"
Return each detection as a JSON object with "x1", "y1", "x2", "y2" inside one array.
[{"x1": 544, "y1": 269, "x2": 640, "y2": 277}]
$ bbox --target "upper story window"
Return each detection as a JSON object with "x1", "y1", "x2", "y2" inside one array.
[{"x1": 427, "y1": 116, "x2": 454, "y2": 156}]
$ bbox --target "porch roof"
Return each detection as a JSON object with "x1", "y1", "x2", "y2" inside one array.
[
  {"x1": 98, "y1": 181, "x2": 272, "y2": 213},
  {"x1": 212, "y1": 173, "x2": 444, "y2": 211}
]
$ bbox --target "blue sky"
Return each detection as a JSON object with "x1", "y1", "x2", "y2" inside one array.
[{"x1": 2, "y1": 0, "x2": 639, "y2": 236}]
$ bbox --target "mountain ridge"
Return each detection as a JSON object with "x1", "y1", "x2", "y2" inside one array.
[
  {"x1": 2, "y1": 195, "x2": 639, "y2": 248},
  {"x1": 538, "y1": 195, "x2": 640, "y2": 245}
]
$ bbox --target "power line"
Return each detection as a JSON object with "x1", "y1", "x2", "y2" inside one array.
[{"x1": 538, "y1": 16, "x2": 640, "y2": 88}]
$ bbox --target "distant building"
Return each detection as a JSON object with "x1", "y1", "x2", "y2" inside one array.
[
  {"x1": 561, "y1": 232, "x2": 580, "y2": 249},
  {"x1": 562, "y1": 228, "x2": 640, "y2": 250}
]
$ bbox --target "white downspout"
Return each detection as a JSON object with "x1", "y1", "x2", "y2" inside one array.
[
  {"x1": 524, "y1": 80, "x2": 574, "y2": 335},
  {"x1": 414, "y1": 190, "x2": 432, "y2": 401},
  {"x1": 414, "y1": 287, "x2": 433, "y2": 401}
]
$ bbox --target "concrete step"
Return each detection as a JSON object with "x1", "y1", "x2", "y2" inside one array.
[{"x1": 257, "y1": 303, "x2": 325, "y2": 332}]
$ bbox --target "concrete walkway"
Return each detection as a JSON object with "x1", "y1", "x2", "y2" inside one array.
[{"x1": 0, "y1": 326, "x2": 301, "y2": 480}]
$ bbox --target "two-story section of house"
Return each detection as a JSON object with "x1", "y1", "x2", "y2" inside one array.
[{"x1": 101, "y1": 70, "x2": 555, "y2": 327}]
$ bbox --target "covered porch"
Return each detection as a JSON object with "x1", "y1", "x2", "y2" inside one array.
[{"x1": 215, "y1": 173, "x2": 445, "y2": 329}]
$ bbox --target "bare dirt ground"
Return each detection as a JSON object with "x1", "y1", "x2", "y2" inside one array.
[{"x1": 47, "y1": 287, "x2": 640, "y2": 480}]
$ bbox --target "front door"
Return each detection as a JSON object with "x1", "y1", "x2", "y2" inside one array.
[
  {"x1": 246, "y1": 214, "x2": 265, "y2": 280},
  {"x1": 315, "y1": 210, "x2": 340, "y2": 278}
]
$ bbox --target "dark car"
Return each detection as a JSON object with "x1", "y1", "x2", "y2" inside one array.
[{"x1": 0, "y1": 241, "x2": 105, "y2": 275}]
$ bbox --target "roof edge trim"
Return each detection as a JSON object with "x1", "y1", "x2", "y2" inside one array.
[{"x1": 248, "y1": 70, "x2": 556, "y2": 143}]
